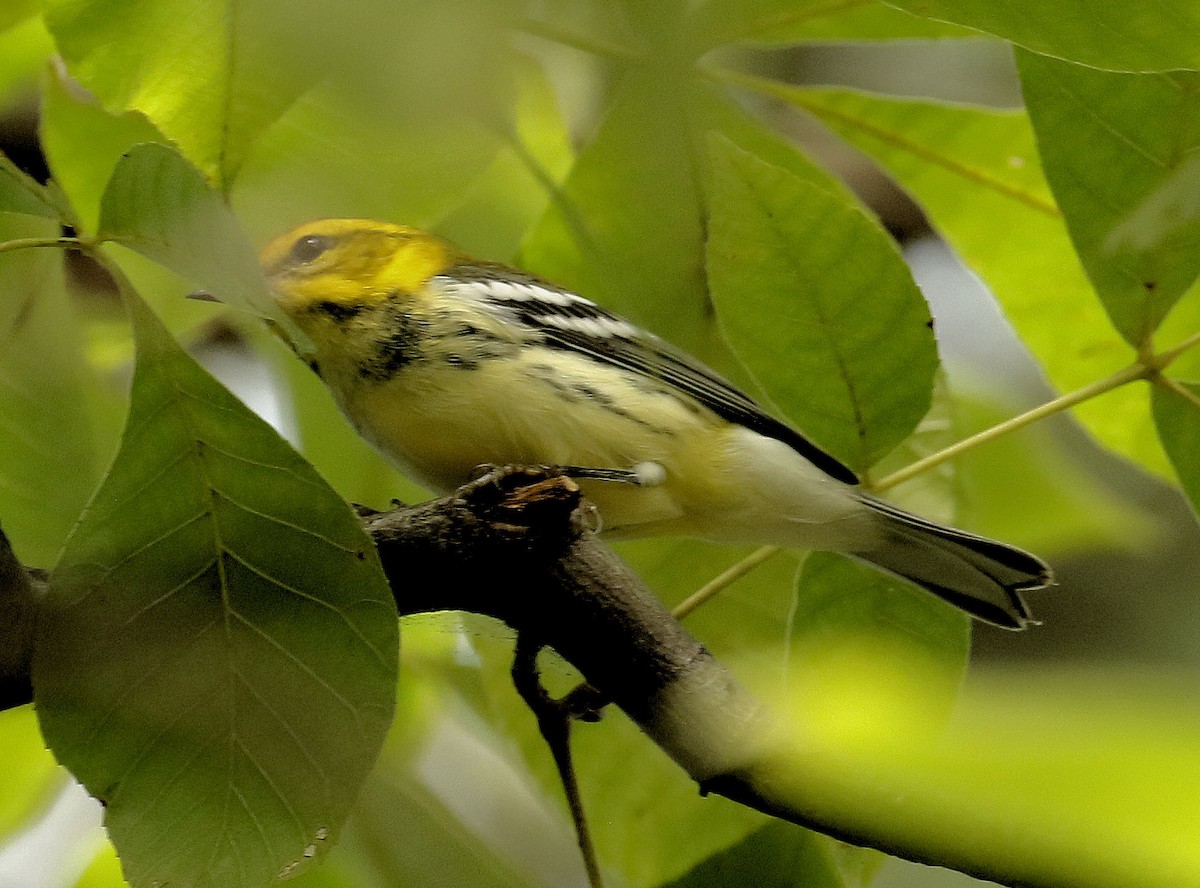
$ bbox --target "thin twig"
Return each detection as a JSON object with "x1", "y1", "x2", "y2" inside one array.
[
  {"x1": 0, "y1": 236, "x2": 87, "y2": 255},
  {"x1": 875, "y1": 361, "x2": 1152, "y2": 491},
  {"x1": 673, "y1": 545, "x2": 780, "y2": 620},
  {"x1": 511, "y1": 635, "x2": 605, "y2": 888}
]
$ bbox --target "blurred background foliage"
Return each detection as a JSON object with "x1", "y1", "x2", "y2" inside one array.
[{"x1": 1, "y1": 1, "x2": 1199, "y2": 887}]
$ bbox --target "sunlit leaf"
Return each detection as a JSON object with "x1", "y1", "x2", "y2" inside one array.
[
  {"x1": 763, "y1": 659, "x2": 1200, "y2": 887},
  {"x1": 98, "y1": 142, "x2": 272, "y2": 315},
  {"x1": 40, "y1": 66, "x2": 164, "y2": 234},
  {"x1": 780, "y1": 85, "x2": 1171, "y2": 476},
  {"x1": 789, "y1": 554, "x2": 970, "y2": 730},
  {"x1": 0, "y1": 11, "x2": 53, "y2": 98},
  {"x1": 881, "y1": 0, "x2": 1200, "y2": 72},
  {"x1": 76, "y1": 844, "x2": 139, "y2": 888},
  {"x1": 45, "y1": 0, "x2": 315, "y2": 187},
  {"x1": 0, "y1": 0, "x2": 42, "y2": 32},
  {"x1": 1018, "y1": 53, "x2": 1200, "y2": 346},
  {"x1": 705, "y1": 135, "x2": 938, "y2": 472},
  {"x1": 34, "y1": 292, "x2": 398, "y2": 888},
  {"x1": 692, "y1": 0, "x2": 973, "y2": 47},
  {"x1": 0, "y1": 707, "x2": 62, "y2": 839}
]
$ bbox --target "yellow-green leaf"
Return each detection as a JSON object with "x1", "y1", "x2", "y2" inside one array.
[
  {"x1": 46, "y1": 0, "x2": 314, "y2": 187},
  {"x1": 882, "y1": 0, "x2": 1200, "y2": 72}
]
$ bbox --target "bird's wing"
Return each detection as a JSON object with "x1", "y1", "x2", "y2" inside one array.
[{"x1": 438, "y1": 265, "x2": 859, "y2": 485}]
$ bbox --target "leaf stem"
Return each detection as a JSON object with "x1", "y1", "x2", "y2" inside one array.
[
  {"x1": 1153, "y1": 328, "x2": 1200, "y2": 369},
  {"x1": 875, "y1": 361, "x2": 1151, "y2": 491},
  {"x1": 876, "y1": 327, "x2": 1200, "y2": 491},
  {"x1": 0, "y1": 236, "x2": 88, "y2": 255},
  {"x1": 673, "y1": 545, "x2": 780, "y2": 619},
  {"x1": 1159, "y1": 375, "x2": 1200, "y2": 409}
]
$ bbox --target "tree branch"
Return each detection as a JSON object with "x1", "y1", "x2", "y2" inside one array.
[
  {"x1": 360, "y1": 469, "x2": 765, "y2": 779},
  {"x1": 0, "y1": 473, "x2": 1161, "y2": 888}
]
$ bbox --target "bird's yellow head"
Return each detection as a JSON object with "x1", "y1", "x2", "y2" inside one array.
[
  {"x1": 260, "y1": 218, "x2": 459, "y2": 314},
  {"x1": 259, "y1": 218, "x2": 463, "y2": 370}
]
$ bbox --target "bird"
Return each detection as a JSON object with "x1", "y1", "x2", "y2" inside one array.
[{"x1": 256, "y1": 217, "x2": 1053, "y2": 629}]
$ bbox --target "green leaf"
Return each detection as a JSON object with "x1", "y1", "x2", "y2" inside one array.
[
  {"x1": 0, "y1": 153, "x2": 64, "y2": 221},
  {"x1": 694, "y1": 84, "x2": 856, "y2": 204},
  {"x1": 657, "y1": 822, "x2": 844, "y2": 888},
  {"x1": 519, "y1": 66, "x2": 849, "y2": 387},
  {"x1": 951, "y1": 388, "x2": 1157, "y2": 553},
  {"x1": 520, "y1": 66, "x2": 714, "y2": 358},
  {"x1": 1018, "y1": 53, "x2": 1200, "y2": 346},
  {"x1": 783, "y1": 85, "x2": 1171, "y2": 475},
  {"x1": 45, "y1": 0, "x2": 314, "y2": 187},
  {"x1": 705, "y1": 135, "x2": 938, "y2": 472},
  {"x1": 33, "y1": 292, "x2": 398, "y2": 888},
  {"x1": 98, "y1": 142, "x2": 272, "y2": 315},
  {"x1": 230, "y1": 78, "x2": 500, "y2": 243},
  {"x1": 789, "y1": 554, "x2": 970, "y2": 728},
  {"x1": 432, "y1": 57, "x2": 574, "y2": 261},
  {"x1": 763, "y1": 661, "x2": 1200, "y2": 887},
  {"x1": 1111, "y1": 153, "x2": 1200, "y2": 258},
  {"x1": 881, "y1": 0, "x2": 1200, "y2": 72},
  {"x1": 1151, "y1": 379, "x2": 1200, "y2": 518},
  {"x1": 691, "y1": 0, "x2": 974, "y2": 47},
  {"x1": 0, "y1": 216, "x2": 100, "y2": 566},
  {"x1": 0, "y1": 0, "x2": 41, "y2": 31},
  {"x1": 40, "y1": 65, "x2": 164, "y2": 234},
  {"x1": 327, "y1": 770, "x2": 540, "y2": 888}
]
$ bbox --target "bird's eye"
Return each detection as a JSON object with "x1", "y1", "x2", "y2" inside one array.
[{"x1": 289, "y1": 234, "x2": 332, "y2": 265}]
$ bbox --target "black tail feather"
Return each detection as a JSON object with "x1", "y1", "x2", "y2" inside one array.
[{"x1": 856, "y1": 497, "x2": 1054, "y2": 630}]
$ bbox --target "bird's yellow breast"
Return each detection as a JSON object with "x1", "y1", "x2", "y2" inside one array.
[{"x1": 334, "y1": 344, "x2": 741, "y2": 535}]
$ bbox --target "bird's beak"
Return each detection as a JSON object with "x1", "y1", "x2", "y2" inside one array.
[{"x1": 186, "y1": 290, "x2": 222, "y2": 303}]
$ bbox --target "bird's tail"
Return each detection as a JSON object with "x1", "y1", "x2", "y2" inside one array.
[{"x1": 854, "y1": 497, "x2": 1054, "y2": 630}]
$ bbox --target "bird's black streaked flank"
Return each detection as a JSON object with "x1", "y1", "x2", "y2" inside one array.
[{"x1": 256, "y1": 218, "x2": 1054, "y2": 629}]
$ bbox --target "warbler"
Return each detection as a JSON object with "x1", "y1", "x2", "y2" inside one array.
[{"x1": 257, "y1": 218, "x2": 1052, "y2": 629}]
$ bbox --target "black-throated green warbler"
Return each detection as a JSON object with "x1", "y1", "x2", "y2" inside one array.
[{"x1": 257, "y1": 218, "x2": 1052, "y2": 629}]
